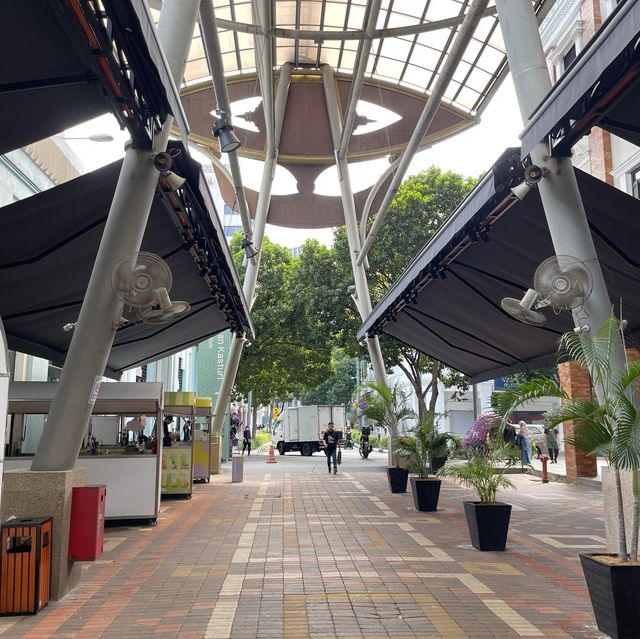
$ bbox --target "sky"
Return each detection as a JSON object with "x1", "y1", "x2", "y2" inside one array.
[{"x1": 63, "y1": 75, "x2": 523, "y2": 249}]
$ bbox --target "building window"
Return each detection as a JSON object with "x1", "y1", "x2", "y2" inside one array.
[
  {"x1": 135, "y1": 364, "x2": 148, "y2": 383},
  {"x1": 562, "y1": 44, "x2": 577, "y2": 72},
  {"x1": 632, "y1": 167, "x2": 640, "y2": 199},
  {"x1": 178, "y1": 357, "x2": 184, "y2": 391}
]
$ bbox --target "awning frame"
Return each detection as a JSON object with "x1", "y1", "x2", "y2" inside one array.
[{"x1": 520, "y1": 0, "x2": 640, "y2": 158}]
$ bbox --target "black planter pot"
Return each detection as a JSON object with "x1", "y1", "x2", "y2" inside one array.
[
  {"x1": 387, "y1": 467, "x2": 409, "y2": 493},
  {"x1": 580, "y1": 553, "x2": 640, "y2": 639},
  {"x1": 430, "y1": 456, "x2": 448, "y2": 473},
  {"x1": 410, "y1": 477, "x2": 441, "y2": 511},
  {"x1": 463, "y1": 501, "x2": 512, "y2": 551}
]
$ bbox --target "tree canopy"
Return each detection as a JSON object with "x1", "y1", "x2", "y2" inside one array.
[
  {"x1": 229, "y1": 166, "x2": 476, "y2": 418},
  {"x1": 332, "y1": 166, "x2": 476, "y2": 418},
  {"x1": 230, "y1": 235, "x2": 333, "y2": 405}
]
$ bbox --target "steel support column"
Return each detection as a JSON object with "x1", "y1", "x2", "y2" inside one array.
[
  {"x1": 322, "y1": 65, "x2": 387, "y2": 385},
  {"x1": 338, "y1": 0, "x2": 383, "y2": 160},
  {"x1": 209, "y1": 63, "x2": 292, "y2": 439},
  {"x1": 356, "y1": 0, "x2": 489, "y2": 267},
  {"x1": 31, "y1": 0, "x2": 201, "y2": 471},
  {"x1": 199, "y1": 0, "x2": 252, "y2": 239},
  {"x1": 495, "y1": 0, "x2": 621, "y2": 352}
]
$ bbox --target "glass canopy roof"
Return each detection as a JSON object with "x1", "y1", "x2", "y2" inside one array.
[{"x1": 149, "y1": 1, "x2": 548, "y2": 117}]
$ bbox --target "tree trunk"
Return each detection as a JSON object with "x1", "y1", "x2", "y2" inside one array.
[
  {"x1": 614, "y1": 467, "x2": 629, "y2": 560},
  {"x1": 252, "y1": 403, "x2": 259, "y2": 439},
  {"x1": 428, "y1": 361, "x2": 442, "y2": 413}
]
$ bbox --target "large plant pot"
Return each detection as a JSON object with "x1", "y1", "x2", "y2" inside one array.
[
  {"x1": 430, "y1": 456, "x2": 448, "y2": 473},
  {"x1": 410, "y1": 477, "x2": 441, "y2": 511},
  {"x1": 387, "y1": 467, "x2": 409, "y2": 493},
  {"x1": 580, "y1": 553, "x2": 640, "y2": 639},
  {"x1": 463, "y1": 501, "x2": 511, "y2": 551}
]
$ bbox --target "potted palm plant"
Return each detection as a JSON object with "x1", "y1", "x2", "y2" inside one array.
[
  {"x1": 438, "y1": 414, "x2": 519, "y2": 550},
  {"x1": 396, "y1": 413, "x2": 459, "y2": 511},
  {"x1": 363, "y1": 381, "x2": 414, "y2": 493},
  {"x1": 497, "y1": 318, "x2": 640, "y2": 639}
]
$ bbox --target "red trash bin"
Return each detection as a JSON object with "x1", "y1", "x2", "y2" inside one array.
[{"x1": 68, "y1": 485, "x2": 106, "y2": 561}]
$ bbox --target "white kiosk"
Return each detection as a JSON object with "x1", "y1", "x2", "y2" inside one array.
[{"x1": 5, "y1": 382, "x2": 164, "y2": 524}]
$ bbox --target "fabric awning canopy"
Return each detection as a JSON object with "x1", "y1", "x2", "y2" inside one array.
[
  {"x1": 358, "y1": 148, "x2": 640, "y2": 383},
  {"x1": 0, "y1": 142, "x2": 251, "y2": 378},
  {"x1": 520, "y1": 0, "x2": 640, "y2": 157},
  {"x1": 8, "y1": 381, "x2": 163, "y2": 415},
  {"x1": 0, "y1": 0, "x2": 188, "y2": 155}
]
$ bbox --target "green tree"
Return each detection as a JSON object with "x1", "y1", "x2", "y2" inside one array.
[
  {"x1": 300, "y1": 350, "x2": 357, "y2": 405},
  {"x1": 230, "y1": 235, "x2": 333, "y2": 408},
  {"x1": 333, "y1": 167, "x2": 476, "y2": 419}
]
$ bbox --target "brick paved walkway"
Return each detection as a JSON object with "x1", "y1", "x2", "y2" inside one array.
[{"x1": 0, "y1": 450, "x2": 607, "y2": 638}]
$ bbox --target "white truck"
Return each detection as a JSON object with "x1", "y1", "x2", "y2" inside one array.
[{"x1": 274, "y1": 404, "x2": 346, "y2": 456}]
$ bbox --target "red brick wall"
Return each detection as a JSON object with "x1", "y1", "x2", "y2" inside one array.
[
  {"x1": 581, "y1": 0, "x2": 614, "y2": 184},
  {"x1": 558, "y1": 360, "x2": 597, "y2": 482}
]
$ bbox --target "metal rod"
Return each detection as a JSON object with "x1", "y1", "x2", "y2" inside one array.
[
  {"x1": 199, "y1": 0, "x2": 252, "y2": 238},
  {"x1": 494, "y1": 0, "x2": 625, "y2": 375},
  {"x1": 356, "y1": 0, "x2": 490, "y2": 267},
  {"x1": 322, "y1": 64, "x2": 387, "y2": 385},
  {"x1": 32, "y1": 0, "x2": 201, "y2": 471},
  {"x1": 338, "y1": 0, "x2": 383, "y2": 160},
  {"x1": 253, "y1": 0, "x2": 274, "y2": 151},
  {"x1": 209, "y1": 62, "x2": 292, "y2": 441},
  {"x1": 214, "y1": 6, "x2": 499, "y2": 42}
]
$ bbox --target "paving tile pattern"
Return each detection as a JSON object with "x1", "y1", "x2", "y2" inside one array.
[{"x1": 0, "y1": 452, "x2": 607, "y2": 638}]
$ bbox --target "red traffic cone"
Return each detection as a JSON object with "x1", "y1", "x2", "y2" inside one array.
[{"x1": 266, "y1": 444, "x2": 277, "y2": 463}]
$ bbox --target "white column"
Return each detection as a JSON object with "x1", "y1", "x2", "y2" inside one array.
[{"x1": 32, "y1": 0, "x2": 201, "y2": 471}]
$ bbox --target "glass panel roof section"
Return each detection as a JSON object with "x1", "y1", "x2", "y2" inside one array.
[{"x1": 165, "y1": 0, "x2": 548, "y2": 116}]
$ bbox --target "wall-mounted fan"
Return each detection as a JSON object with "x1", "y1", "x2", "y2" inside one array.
[
  {"x1": 112, "y1": 252, "x2": 190, "y2": 324},
  {"x1": 501, "y1": 255, "x2": 592, "y2": 326}
]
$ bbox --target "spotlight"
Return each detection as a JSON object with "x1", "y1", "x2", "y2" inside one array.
[
  {"x1": 510, "y1": 181, "x2": 534, "y2": 201},
  {"x1": 153, "y1": 152, "x2": 185, "y2": 190},
  {"x1": 241, "y1": 236, "x2": 258, "y2": 259},
  {"x1": 347, "y1": 284, "x2": 358, "y2": 300},
  {"x1": 62, "y1": 322, "x2": 77, "y2": 332},
  {"x1": 212, "y1": 116, "x2": 241, "y2": 153}
]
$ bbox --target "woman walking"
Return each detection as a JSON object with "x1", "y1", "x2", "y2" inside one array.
[
  {"x1": 518, "y1": 421, "x2": 532, "y2": 464},
  {"x1": 545, "y1": 426, "x2": 560, "y2": 463}
]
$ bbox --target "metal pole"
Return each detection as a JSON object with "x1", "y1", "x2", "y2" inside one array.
[
  {"x1": 31, "y1": 0, "x2": 201, "y2": 471},
  {"x1": 209, "y1": 63, "x2": 292, "y2": 440},
  {"x1": 199, "y1": 0, "x2": 253, "y2": 238},
  {"x1": 321, "y1": 65, "x2": 387, "y2": 385},
  {"x1": 494, "y1": 0, "x2": 621, "y2": 352},
  {"x1": 356, "y1": 0, "x2": 490, "y2": 267},
  {"x1": 338, "y1": 0, "x2": 383, "y2": 160}
]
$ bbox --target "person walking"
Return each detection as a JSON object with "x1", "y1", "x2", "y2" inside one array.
[
  {"x1": 546, "y1": 426, "x2": 560, "y2": 463},
  {"x1": 322, "y1": 422, "x2": 342, "y2": 474},
  {"x1": 518, "y1": 421, "x2": 532, "y2": 464},
  {"x1": 242, "y1": 425, "x2": 251, "y2": 455}
]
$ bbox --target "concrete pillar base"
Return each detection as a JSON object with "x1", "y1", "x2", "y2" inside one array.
[
  {"x1": 1, "y1": 468, "x2": 87, "y2": 600},
  {"x1": 602, "y1": 467, "x2": 636, "y2": 554}
]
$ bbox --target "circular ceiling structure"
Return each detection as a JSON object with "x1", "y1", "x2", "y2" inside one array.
[{"x1": 150, "y1": 0, "x2": 552, "y2": 228}]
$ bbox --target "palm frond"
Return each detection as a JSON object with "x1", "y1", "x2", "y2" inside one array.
[{"x1": 497, "y1": 377, "x2": 565, "y2": 426}]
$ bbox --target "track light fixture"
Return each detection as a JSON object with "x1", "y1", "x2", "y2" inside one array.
[
  {"x1": 241, "y1": 235, "x2": 258, "y2": 259},
  {"x1": 212, "y1": 115, "x2": 241, "y2": 153},
  {"x1": 152, "y1": 152, "x2": 186, "y2": 190}
]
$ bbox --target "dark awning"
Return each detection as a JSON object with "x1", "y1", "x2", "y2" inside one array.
[
  {"x1": 0, "y1": 142, "x2": 251, "y2": 378},
  {"x1": 358, "y1": 148, "x2": 640, "y2": 383},
  {"x1": 0, "y1": 0, "x2": 188, "y2": 155},
  {"x1": 520, "y1": 0, "x2": 640, "y2": 157}
]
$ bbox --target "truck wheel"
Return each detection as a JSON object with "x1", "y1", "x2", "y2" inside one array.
[
  {"x1": 301, "y1": 443, "x2": 312, "y2": 456},
  {"x1": 277, "y1": 442, "x2": 285, "y2": 455}
]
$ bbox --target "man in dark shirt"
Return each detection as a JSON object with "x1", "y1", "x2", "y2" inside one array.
[{"x1": 322, "y1": 422, "x2": 342, "y2": 475}]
